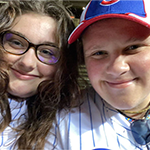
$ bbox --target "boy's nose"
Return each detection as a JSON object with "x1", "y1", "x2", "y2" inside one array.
[{"x1": 106, "y1": 56, "x2": 130, "y2": 77}]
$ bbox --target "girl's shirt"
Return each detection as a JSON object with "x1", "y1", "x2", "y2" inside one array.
[
  {"x1": 49, "y1": 87, "x2": 150, "y2": 150},
  {"x1": 0, "y1": 99, "x2": 27, "y2": 150}
]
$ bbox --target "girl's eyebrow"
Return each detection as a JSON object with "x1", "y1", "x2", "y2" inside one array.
[
  {"x1": 10, "y1": 30, "x2": 58, "y2": 47},
  {"x1": 10, "y1": 30, "x2": 25, "y2": 37}
]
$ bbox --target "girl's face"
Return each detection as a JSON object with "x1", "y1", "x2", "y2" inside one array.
[
  {"x1": 82, "y1": 18, "x2": 150, "y2": 111},
  {"x1": 4, "y1": 13, "x2": 58, "y2": 98}
]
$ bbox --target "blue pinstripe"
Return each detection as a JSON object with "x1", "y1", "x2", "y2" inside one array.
[
  {"x1": 67, "y1": 112, "x2": 71, "y2": 150},
  {"x1": 0, "y1": 132, "x2": 4, "y2": 147},
  {"x1": 87, "y1": 92, "x2": 95, "y2": 147},
  {"x1": 53, "y1": 112, "x2": 60, "y2": 147},
  {"x1": 79, "y1": 102, "x2": 82, "y2": 150},
  {"x1": 101, "y1": 100, "x2": 109, "y2": 147},
  {"x1": 50, "y1": 87, "x2": 150, "y2": 149},
  {"x1": 0, "y1": 99, "x2": 27, "y2": 150}
]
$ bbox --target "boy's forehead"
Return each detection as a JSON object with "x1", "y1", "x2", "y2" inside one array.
[
  {"x1": 86, "y1": 18, "x2": 150, "y2": 32},
  {"x1": 82, "y1": 18, "x2": 150, "y2": 41},
  {"x1": 68, "y1": 0, "x2": 150, "y2": 44}
]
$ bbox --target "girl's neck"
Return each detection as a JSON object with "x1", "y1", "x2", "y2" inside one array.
[{"x1": 8, "y1": 93, "x2": 26, "y2": 102}]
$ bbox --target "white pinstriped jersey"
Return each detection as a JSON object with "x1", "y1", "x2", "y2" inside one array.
[
  {"x1": 49, "y1": 87, "x2": 150, "y2": 150},
  {"x1": 0, "y1": 98, "x2": 57, "y2": 150},
  {"x1": 0, "y1": 99, "x2": 27, "y2": 150}
]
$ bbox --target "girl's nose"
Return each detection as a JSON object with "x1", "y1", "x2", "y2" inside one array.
[{"x1": 17, "y1": 48, "x2": 37, "y2": 72}]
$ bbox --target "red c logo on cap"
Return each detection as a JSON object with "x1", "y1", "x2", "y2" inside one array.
[{"x1": 101, "y1": 0, "x2": 120, "y2": 6}]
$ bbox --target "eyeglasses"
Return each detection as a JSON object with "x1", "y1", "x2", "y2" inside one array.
[{"x1": 1, "y1": 31, "x2": 60, "y2": 65}]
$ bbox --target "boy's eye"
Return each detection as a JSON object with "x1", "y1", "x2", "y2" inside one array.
[
  {"x1": 90, "y1": 50, "x2": 108, "y2": 59},
  {"x1": 127, "y1": 45, "x2": 139, "y2": 50},
  {"x1": 124, "y1": 45, "x2": 141, "y2": 54},
  {"x1": 93, "y1": 51, "x2": 107, "y2": 56}
]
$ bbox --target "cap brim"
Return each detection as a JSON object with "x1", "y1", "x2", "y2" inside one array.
[{"x1": 68, "y1": 14, "x2": 150, "y2": 44}]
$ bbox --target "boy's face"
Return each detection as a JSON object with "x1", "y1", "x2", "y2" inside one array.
[{"x1": 82, "y1": 18, "x2": 150, "y2": 111}]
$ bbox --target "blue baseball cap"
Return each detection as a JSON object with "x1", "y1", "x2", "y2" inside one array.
[{"x1": 68, "y1": 0, "x2": 150, "y2": 44}]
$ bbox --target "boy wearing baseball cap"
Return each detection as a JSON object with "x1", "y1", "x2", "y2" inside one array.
[{"x1": 50, "y1": 0, "x2": 150, "y2": 149}]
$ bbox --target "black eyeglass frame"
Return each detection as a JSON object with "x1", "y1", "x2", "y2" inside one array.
[{"x1": 1, "y1": 31, "x2": 60, "y2": 65}]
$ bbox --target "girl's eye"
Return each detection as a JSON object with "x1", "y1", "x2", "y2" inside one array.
[
  {"x1": 9, "y1": 39, "x2": 24, "y2": 48},
  {"x1": 39, "y1": 49, "x2": 54, "y2": 58},
  {"x1": 42, "y1": 49, "x2": 53, "y2": 55}
]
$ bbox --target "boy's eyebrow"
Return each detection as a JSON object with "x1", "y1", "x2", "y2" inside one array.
[
  {"x1": 84, "y1": 45, "x2": 104, "y2": 52},
  {"x1": 125, "y1": 37, "x2": 142, "y2": 44}
]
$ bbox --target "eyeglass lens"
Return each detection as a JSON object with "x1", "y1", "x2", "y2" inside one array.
[
  {"x1": 2, "y1": 32, "x2": 60, "y2": 64},
  {"x1": 131, "y1": 119, "x2": 150, "y2": 145}
]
